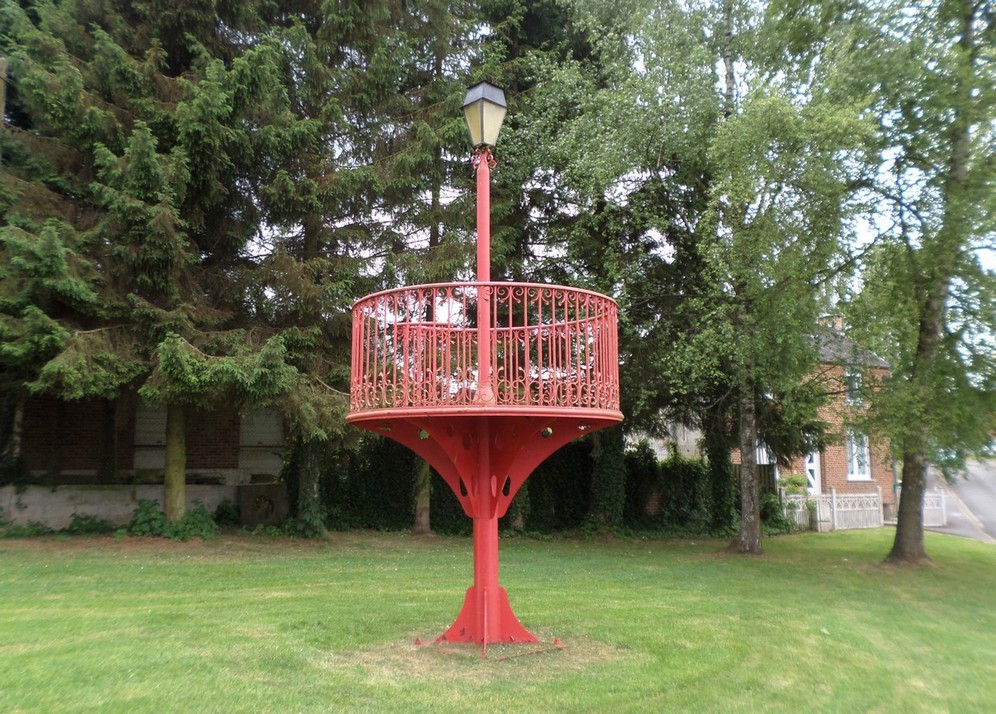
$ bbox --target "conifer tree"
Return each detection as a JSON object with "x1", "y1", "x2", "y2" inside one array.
[
  {"x1": 240, "y1": 0, "x2": 479, "y2": 535},
  {"x1": 0, "y1": 1, "x2": 300, "y2": 519},
  {"x1": 386, "y1": 0, "x2": 479, "y2": 534}
]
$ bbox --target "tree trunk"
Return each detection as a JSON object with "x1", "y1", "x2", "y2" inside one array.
[
  {"x1": 163, "y1": 402, "x2": 186, "y2": 523},
  {"x1": 887, "y1": 282, "x2": 948, "y2": 563},
  {"x1": 295, "y1": 438, "x2": 327, "y2": 538},
  {"x1": 412, "y1": 459, "x2": 432, "y2": 535},
  {"x1": 888, "y1": 448, "x2": 928, "y2": 563},
  {"x1": 1, "y1": 394, "x2": 25, "y2": 462},
  {"x1": 721, "y1": 0, "x2": 736, "y2": 119},
  {"x1": 96, "y1": 399, "x2": 117, "y2": 484},
  {"x1": 731, "y1": 380, "x2": 763, "y2": 554},
  {"x1": 887, "y1": 275, "x2": 951, "y2": 562}
]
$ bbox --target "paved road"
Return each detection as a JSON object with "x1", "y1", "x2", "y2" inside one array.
[{"x1": 927, "y1": 459, "x2": 996, "y2": 544}]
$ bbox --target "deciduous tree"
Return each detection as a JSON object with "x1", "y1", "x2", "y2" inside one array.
[{"x1": 844, "y1": 0, "x2": 994, "y2": 563}]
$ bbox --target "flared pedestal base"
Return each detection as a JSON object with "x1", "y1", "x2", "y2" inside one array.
[
  {"x1": 437, "y1": 585, "x2": 538, "y2": 645},
  {"x1": 347, "y1": 409, "x2": 621, "y2": 654}
]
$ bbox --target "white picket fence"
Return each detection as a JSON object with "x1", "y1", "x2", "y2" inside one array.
[
  {"x1": 783, "y1": 487, "x2": 947, "y2": 532},
  {"x1": 783, "y1": 488, "x2": 883, "y2": 532},
  {"x1": 895, "y1": 487, "x2": 948, "y2": 528}
]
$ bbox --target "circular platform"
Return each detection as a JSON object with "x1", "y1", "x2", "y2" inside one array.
[{"x1": 348, "y1": 281, "x2": 621, "y2": 419}]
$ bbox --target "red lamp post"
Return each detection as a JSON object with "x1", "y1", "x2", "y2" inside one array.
[
  {"x1": 463, "y1": 81, "x2": 506, "y2": 405},
  {"x1": 453, "y1": 82, "x2": 525, "y2": 646}
]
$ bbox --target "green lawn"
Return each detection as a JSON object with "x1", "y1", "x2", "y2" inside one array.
[{"x1": 1, "y1": 529, "x2": 993, "y2": 713}]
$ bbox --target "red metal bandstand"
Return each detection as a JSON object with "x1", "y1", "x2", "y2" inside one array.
[{"x1": 346, "y1": 84, "x2": 622, "y2": 653}]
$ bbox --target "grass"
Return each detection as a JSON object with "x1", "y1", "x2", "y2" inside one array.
[{"x1": 1, "y1": 529, "x2": 994, "y2": 713}]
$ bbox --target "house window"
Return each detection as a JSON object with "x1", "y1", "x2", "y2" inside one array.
[
  {"x1": 845, "y1": 430, "x2": 871, "y2": 481},
  {"x1": 844, "y1": 369, "x2": 863, "y2": 406}
]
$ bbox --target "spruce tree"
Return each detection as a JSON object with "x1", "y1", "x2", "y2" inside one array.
[
  {"x1": 241, "y1": 0, "x2": 480, "y2": 535},
  {"x1": 1, "y1": 1, "x2": 300, "y2": 519}
]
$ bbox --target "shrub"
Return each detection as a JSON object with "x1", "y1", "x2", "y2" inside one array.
[
  {"x1": 239, "y1": 523, "x2": 286, "y2": 537},
  {"x1": 128, "y1": 500, "x2": 218, "y2": 540},
  {"x1": 0, "y1": 505, "x2": 55, "y2": 537},
  {"x1": 525, "y1": 438, "x2": 594, "y2": 533},
  {"x1": 659, "y1": 454, "x2": 710, "y2": 531},
  {"x1": 624, "y1": 441, "x2": 661, "y2": 528},
  {"x1": 1, "y1": 520, "x2": 55, "y2": 538},
  {"x1": 129, "y1": 500, "x2": 166, "y2": 537},
  {"x1": 66, "y1": 512, "x2": 116, "y2": 535},
  {"x1": 779, "y1": 473, "x2": 808, "y2": 495},
  {"x1": 163, "y1": 502, "x2": 218, "y2": 541},
  {"x1": 760, "y1": 493, "x2": 794, "y2": 534},
  {"x1": 587, "y1": 427, "x2": 627, "y2": 531},
  {"x1": 213, "y1": 498, "x2": 240, "y2": 527}
]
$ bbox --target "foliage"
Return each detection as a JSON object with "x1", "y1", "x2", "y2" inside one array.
[
  {"x1": 2, "y1": 0, "x2": 987, "y2": 560},
  {"x1": 65, "y1": 512, "x2": 116, "y2": 535},
  {"x1": 213, "y1": 499, "x2": 240, "y2": 527},
  {"x1": 0, "y1": 506, "x2": 55, "y2": 537},
  {"x1": 623, "y1": 441, "x2": 660, "y2": 527},
  {"x1": 508, "y1": 0, "x2": 869, "y2": 553},
  {"x1": 525, "y1": 439, "x2": 594, "y2": 533},
  {"x1": 587, "y1": 426, "x2": 627, "y2": 531},
  {"x1": 127, "y1": 499, "x2": 216, "y2": 540},
  {"x1": 428, "y1": 474, "x2": 472, "y2": 536},
  {"x1": 838, "y1": 0, "x2": 994, "y2": 561},
  {"x1": 1, "y1": 507, "x2": 113, "y2": 537},
  {"x1": 138, "y1": 334, "x2": 301, "y2": 410},
  {"x1": 624, "y1": 444, "x2": 714, "y2": 534},
  {"x1": 282, "y1": 435, "x2": 422, "y2": 533},
  {"x1": 0, "y1": 519, "x2": 54, "y2": 538},
  {"x1": 778, "y1": 473, "x2": 808, "y2": 496},
  {"x1": 760, "y1": 493, "x2": 795, "y2": 535},
  {"x1": 238, "y1": 524, "x2": 288, "y2": 538},
  {"x1": 275, "y1": 435, "x2": 737, "y2": 536},
  {"x1": 163, "y1": 502, "x2": 218, "y2": 542},
  {"x1": 659, "y1": 454, "x2": 711, "y2": 532},
  {"x1": 706, "y1": 436, "x2": 737, "y2": 533},
  {"x1": 0, "y1": 0, "x2": 310, "y2": 520},
  {"x1": 128, "y1": 499, "x2": 167, "y2": 537}
]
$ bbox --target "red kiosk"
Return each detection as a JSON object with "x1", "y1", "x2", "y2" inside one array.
[{"x1": 346, "y1": 82, "x2": 622, "y2": 651}]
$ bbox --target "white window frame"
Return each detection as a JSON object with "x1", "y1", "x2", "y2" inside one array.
[
  {"x1": 845, "y1": 430, "x2": 871, "y2": 481},
  {"x1": 844, "y1": 369, "x2": 863, "y2": 406}
]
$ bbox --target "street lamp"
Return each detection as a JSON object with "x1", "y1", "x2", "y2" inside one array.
[
  {"x1": 463, "y1": 82, "x2": 506, "y2": 405},
  {"x1": 462, "y1": 81, "x2": 507, "y2": 149}
]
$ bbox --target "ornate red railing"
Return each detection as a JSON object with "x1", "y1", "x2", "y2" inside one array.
[{"x1": 349, "y1": 282, "x2": 620, "y2": 414}]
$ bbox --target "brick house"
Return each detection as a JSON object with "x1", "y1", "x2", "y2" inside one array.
[
  {"x1": 15, "y1": 395, "x2": 284, "y2": 485},
  {"x1": 783, "y1": 327, "x2": 895, "y2": 518},
  {"x1": 2, "y1": 395, "x2": 286, "y2": 528},
  {"x1": 662, "y1": 325, "x2": 895, "y2": 524}
]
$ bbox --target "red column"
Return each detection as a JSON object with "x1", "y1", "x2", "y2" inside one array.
[
  {"x1": 475, "y1": 150, "x2": 495, "y2": 405},
  {"x1": 476, "y1": 149, "x2": 491, "y2": 284},
  {"x1": 472, "y1": 419, "x2": 500, "y2": 640},
  {"x1": 437, "y1": 417, "x2": 537, "y2": 649}
]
